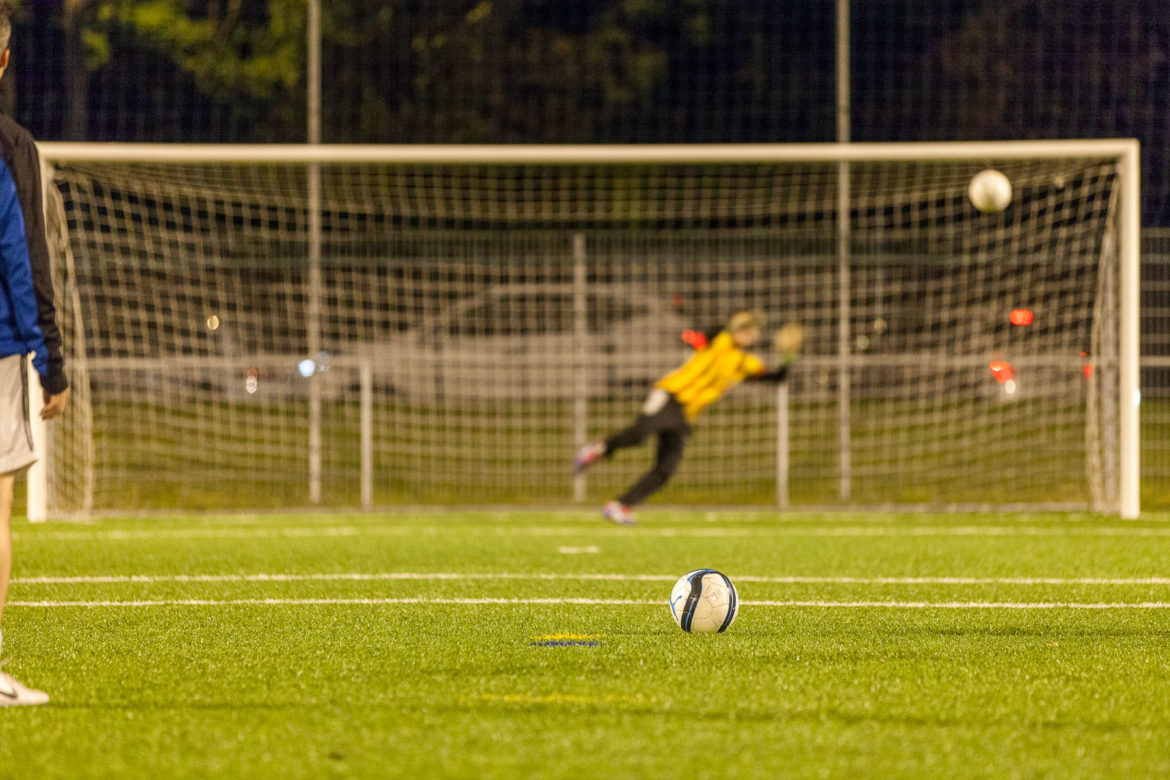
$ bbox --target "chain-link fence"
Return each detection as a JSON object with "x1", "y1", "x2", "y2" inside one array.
[
  {"x1": 8, "y1": 1, "x2": 1170, "y2": 224},
  {"x1": 1143, "y1": 229, "x2": 1170, "y2": 507}
]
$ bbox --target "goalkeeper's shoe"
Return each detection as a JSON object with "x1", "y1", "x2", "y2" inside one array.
[
  {"x1": 0, "y1": 672, "x2": 49, "y2": 707},
  {"x1": 573, "y1": 440, "x2": 606, "y2": 474},
  {"x1": 602, "y1": 501, "x2": 635, "y2": 526}
]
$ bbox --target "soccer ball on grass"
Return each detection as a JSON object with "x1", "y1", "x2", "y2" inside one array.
[{"x1": 669, "y1": 569, "x2": 739, "y2": 633}]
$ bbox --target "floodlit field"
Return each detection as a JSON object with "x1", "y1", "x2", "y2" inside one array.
[{"x1": 4, "y1": 510, "x2": 1170, "y2": 778}]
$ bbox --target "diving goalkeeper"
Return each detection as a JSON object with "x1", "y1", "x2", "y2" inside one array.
[{"x1": 574, "y1": 310, "x2": 802, "y2": 525}]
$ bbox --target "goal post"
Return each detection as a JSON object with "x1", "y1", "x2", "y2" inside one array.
[{"x1": 34, "y1": 140, "x2": 1140, "y2": 518}]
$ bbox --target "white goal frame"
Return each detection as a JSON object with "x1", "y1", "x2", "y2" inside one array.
[{"x1": 32, "y1": 140, "x2": 1141, "y2": 518}]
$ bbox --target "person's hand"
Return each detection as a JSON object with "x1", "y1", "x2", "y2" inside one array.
[
  {"x1": 774, "y1": 322, "x2": 804, "y2": 364},
  {"x1": 40, "y1": 387, "x2": 69, "y2": 420}
]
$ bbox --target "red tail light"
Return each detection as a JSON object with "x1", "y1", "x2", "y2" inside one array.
[{"x1": 1010, "y1": 309, "x2": 1034, "y2": 326}]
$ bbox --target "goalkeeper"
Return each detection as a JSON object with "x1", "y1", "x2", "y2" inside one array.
[{"x1": 574, "y1": 310, "x2": 802, "y2": 525}]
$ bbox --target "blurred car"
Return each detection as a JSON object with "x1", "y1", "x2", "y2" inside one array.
[{"x1": 329, "y1": 284, "x2": 689, "y2": 401}]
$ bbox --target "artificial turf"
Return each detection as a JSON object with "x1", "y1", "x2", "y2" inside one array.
[{"x1": 2, "y1": 510, "x2": 1170, "y2": 778}]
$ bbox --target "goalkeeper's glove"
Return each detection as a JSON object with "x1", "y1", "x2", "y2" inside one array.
[
  {"x1": 773, "y1": 322, "x2": 804, "y2": 367},
  {"x1": 681, "y1": 326, "x2": 722, "y2": 350},
  {"x1": 680, "y1": 329, "x2": 707, "y2": 350}
]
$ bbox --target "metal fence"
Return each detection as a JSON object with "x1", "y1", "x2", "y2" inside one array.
[{"x1": 1143, "y1": 228, "x2": 1170, "y2": 507}]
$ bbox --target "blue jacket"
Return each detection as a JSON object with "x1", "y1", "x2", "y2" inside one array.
[
  {"x1": 0, "y1": 157, "x2": 48, "y2": 380},
  {"x1": 0, "y1": 118, "x2": 66, "y2": 393}
]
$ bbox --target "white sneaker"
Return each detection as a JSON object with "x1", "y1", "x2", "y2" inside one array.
[
  {"x1": 574, "y1": 440, "x2": 606, "y2": 474},
  {"x1": 602, "y1": 500, "x2": 635, "y2": 526},
  {"x1": 0, "y1": 672, "x2": 49, "y2": 707}
]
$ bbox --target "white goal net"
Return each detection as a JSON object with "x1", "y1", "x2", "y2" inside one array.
[{"x1": 36, "y1": 142, "x2": 1139, "y2": 517}]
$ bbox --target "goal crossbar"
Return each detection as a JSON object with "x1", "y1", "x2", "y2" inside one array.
[{"x1": 39, "y1": 140, "x2": 1139, "y2": 165}]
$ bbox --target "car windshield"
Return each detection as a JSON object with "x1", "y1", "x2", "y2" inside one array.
[
  {"x1": 587, "y1": 294, "x2": 647, "y2": 332},
  {"x1": 442, "y1": 292, "x2": 651, "y2": 337}
]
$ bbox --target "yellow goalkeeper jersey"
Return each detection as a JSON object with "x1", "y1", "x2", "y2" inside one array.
[{"x1": 656, "y1": 331, "x2": 764, "y2": 420}]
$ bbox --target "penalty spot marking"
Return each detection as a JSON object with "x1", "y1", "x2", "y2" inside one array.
[
  {"x1": 14, "y1": 572, "x2": 1170, "y2": 586},
  {"x1": 529, "y1": 633, "x2": 603, "y2": 646},
  {"x1": 11, "y1": 597, "x2": 1170, "y2": 609}
]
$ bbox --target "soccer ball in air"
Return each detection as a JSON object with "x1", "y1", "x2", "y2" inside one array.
[
  {"x1": 669, "y1": 569, "x2": 739, "y2": 633},
  {"x1": 968, "y1": 169, "x2": 1013, "y2": 213}
]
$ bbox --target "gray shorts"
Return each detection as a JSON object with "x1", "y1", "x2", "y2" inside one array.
[{"x1": 0, "y1": 354, "x2": 36, "y2": 475}]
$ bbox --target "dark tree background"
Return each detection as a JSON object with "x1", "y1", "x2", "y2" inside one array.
[{"x1": 7, "y1": 0, "x2": 1169, "y2": 221}]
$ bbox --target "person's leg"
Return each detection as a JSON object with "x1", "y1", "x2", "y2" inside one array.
[
  {"x1": 575, "y1": 414, "x2": 651, "y2": 473},
  {"x1": 605, "y1": 388, "x2": 680, "y2": 455},
  {"x1": 578, "y1": 389, "x2": 679, "y2": 476},
  {"x1": 618, "y1": 429, "x2": 686, "y2": 507},
  {"x1": 601, "y1": 423, "x2": 678, "y2": 525},
  {"x1": 0, "y1": 355, "x2": 50, "y2": 704},
  {"x1": 0, "y1": 468, "x2": 47, "y2": 706},
  {"x1": 603, "y1": 419, "x2": 650, "y2": 453},
  {"x1": 0, "y1": 471, "x2": 11, "y2": 647}
]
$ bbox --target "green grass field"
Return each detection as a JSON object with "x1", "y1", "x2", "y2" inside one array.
[{"x1": 4, "y1": 510, "x2": 1170, "y2": 778}]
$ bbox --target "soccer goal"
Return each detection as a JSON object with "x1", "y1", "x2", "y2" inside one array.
[{"x1": 33, "y1": 141, "x2": 1140, "y2": 517}]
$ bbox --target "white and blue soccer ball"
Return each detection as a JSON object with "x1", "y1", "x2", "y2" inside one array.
[{"x1": 669, "y1": 569, "x2": 739, "y2": 633}]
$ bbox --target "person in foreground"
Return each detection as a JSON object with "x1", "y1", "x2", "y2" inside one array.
[
  {"x1": 575, "y1": 310, "x2": 802, "y2": 525},
  {"x1": 0, "y1": 0, "x2": 70, "y2": 707}
]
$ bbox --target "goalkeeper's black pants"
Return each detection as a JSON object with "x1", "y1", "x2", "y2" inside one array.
[{"x1": 605, "y1": 389, "x2": 691, "y2": 507}]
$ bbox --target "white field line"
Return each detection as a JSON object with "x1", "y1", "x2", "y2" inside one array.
[
  {"x1": 751, "y1": 601, "x2": 1170, "y2": 609},
  {"x1": 12, "y1": 527, "x2": 379, "y2": 541},
  {"x1": 15, "y1": 525, "x2": 1170, "y2": 542},
  {"x1": 11, "y1": 597, "x2": 1170, "y2": 609},
  {"x1": 744, "y1": 603, "x2": 1170, "y2": 608},
  {"x1": 13, "y1": 572, "x2": 1170, "y2": 586},
  {"x1": 9, "y1": 598, "x2": 651, "y2": 607}
]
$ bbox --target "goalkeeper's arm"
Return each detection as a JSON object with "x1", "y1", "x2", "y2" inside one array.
[
  {"x1": 749, "y1": 364, "x2": 789, "y2": 383},
  {"x1": 679, "y1": 325, "x2": 724, "y2": 350},
  {"x1": 751, "y1": 344, "x2": 800, "y2": 382}
]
